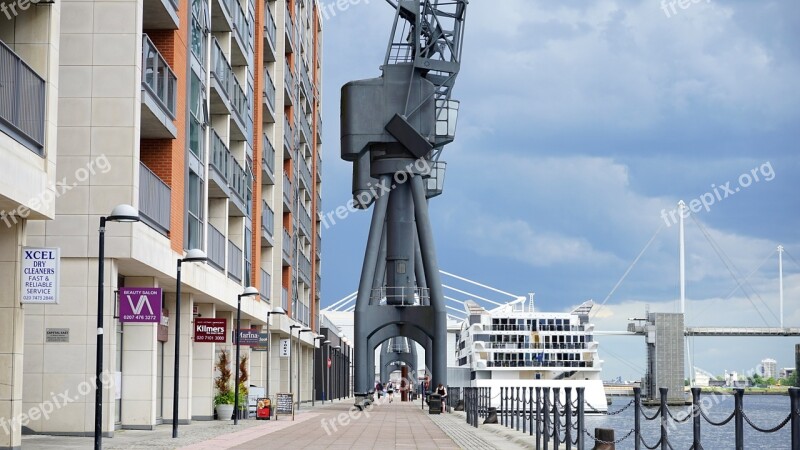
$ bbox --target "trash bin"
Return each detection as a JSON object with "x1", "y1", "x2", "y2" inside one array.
[{"x1": 429, "y1": 394, "x2": 442, "y2": 414}]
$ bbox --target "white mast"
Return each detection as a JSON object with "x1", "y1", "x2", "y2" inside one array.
[{"x1": 779, "y1": 245, "x2": 784, "y2": 328}]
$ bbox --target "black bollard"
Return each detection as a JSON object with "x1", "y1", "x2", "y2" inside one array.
[
  {"x1": 516, "y1": 386, "x2": 521, "y2": 432},
  {"x1": 485, "y1": 406, "x2": 499, "y2": 424},
  {"x1": 790, "y1": 387, "x2": 800, "y2": 450},
  {"x1": 543, "y1": 387, "x2": 550, "y2": 450},
  {"x1": 577, "y1": 387, "x2": 585, "y2": 450},
  {"x1": 565, "y1": 387, "x2": 573, "y2": 450},
  {"x1": 734, "y1": 388, "x2": 744, "y2": 450},
  {"x1": 659, "y1": 387, "x2": 668, "y2": 450},
  {"x1": 535, "y1": 386, "x2": 541, "y2": 446},
  {"x1": 634, "y1": 387, "x2": 641, "y2": 450},
  {"x1": 691, "y1": 387, "x2": 701, "y2": 450},
  {"x1": 553, "y1": 387, "x2": 561, "y2": 450},
  {"x1": 523, "y1": 386, "x2": 528, "y2": 434}
]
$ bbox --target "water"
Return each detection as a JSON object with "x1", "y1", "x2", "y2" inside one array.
[{"x1": 503, "y1": 394, "x2": 792, "y2": 450}]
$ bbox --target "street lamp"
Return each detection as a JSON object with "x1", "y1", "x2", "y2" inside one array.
[
  {"x1": 95, "y1": 204, "x2": 140, "y2": 450},
  {"x1": 266, "y1": 306, "x2": 286, "y2": 398},
  {"x1": 312, "y1": 335, "x2": 325, "y2": 406},
  {"x1": 339, "y1": 333, "x2": 346, "y2": 400},
  {"x1": 234, "y1": 286, "x2": 259, "y2": 425},
  {"x1": 298, "y1": 328, "x2": 312, "y2": 409},
  {"x1": 172, "y1": 249, "x2": 207, "y2": 438},
  {"x1": 322, "y1": 340, "x2": 330, "y2": 404},
  {"x1": 331, "y1": 345, "x2": 341, "y2": 401}
]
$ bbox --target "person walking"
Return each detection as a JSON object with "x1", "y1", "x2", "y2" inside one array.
[
  {"x1": 376, "y1": 380, "x2": 383, "y2": 399},
  {"x1": 387, "y1": 380, "x2": 395, "y2": 403},
  {"x1": 436, "y1": 383, "x2": 448, "y2": 412}
]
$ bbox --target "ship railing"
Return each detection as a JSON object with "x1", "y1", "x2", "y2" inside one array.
[
  {"x1": 489, "y1": 325, "x2": 587, "y2": 332},
  {"x1": 371, "y1": 287, "x2": 429, "y2": 306},
  {"x1": 484, "y1": 342, "x2": 587, "y2": 350},
  {"x1": 485, "y1": 361, "x2": 593, "y2": 368}
]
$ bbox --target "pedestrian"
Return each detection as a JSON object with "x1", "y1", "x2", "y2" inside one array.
[
  {"x1": 436, "y1": 383, "x2": 447, "y2": 411},
  {"x1": 376, "y1": 380, "x2": 383, "y2": 399},
  {"x1": 387, "y1": 381, "x2": 394, "y2": 403}
]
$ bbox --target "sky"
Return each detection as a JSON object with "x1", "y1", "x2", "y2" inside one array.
[{"x1": 316, "y1": 0, "x2": 800, "y2": 382}]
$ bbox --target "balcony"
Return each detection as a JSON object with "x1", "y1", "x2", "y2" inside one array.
[
  {"x1": 0, "y1": 41, "x2": 45, "y2": 154},
  {"x1": 298, "y1": 206, "x2": 311, "y2": 237},
  {"x1": 263, "y1": 68, "x2": 276, "y2": 122},
  {"x1": 263, "y1": 1, "x2": 277, "y2": 62},
  {"x1": 209, "y1": 130, "x2": 249, "y2": 215},
  {"x1": 261, "y1": 200, "x2": 275, "y2": 241},
  {"x1": 210, "y1": 39, "x2": 249, "y2": 141},
  {"x1": 284, "y1": 3, "x2": 295, "y2": 54},
  {"x1": 298, "y1": 252, "x2": 311, "y2": 285},
  {"x1": 315, "y1": 274, "x2": 321, "y2": 296},
  {"x1": 298, "y1": 110, "x2": 312, "y2": 144},
  {"x1": 283, "y1": 117, "x2": 294, "y2": 153},
  {"x1": 138, "y1": 162, "x2": 171, "y2": 235},
  {"x1": 228, "y1": 240, "x2": 243, "y2": 282},
  {"x1": 282, "y1": 229, "x2": 293, "y2": 264},
  {"x1": 143, "y1": 0, "x2": 179, "y2": 29},
  {"x1": 260, "y1": 269, "x2": 271, "y2": 301},
  {"x1": 281, "y1": 287, "x2": 289, "y2": 312},
  {"x1": 261, "y1": 133, "x2": 275, "y2": 184},
  {"x1": 224, "y1": 0, "x2": 250, "y2": 66},
  {"x1": 208, "y1": 224, "x2": 226, "y2": 271},
  {"x1": 298, "y1": 155, "x2": 311, "y2": 191},
  {"x1": 283, "y1": 61, "x2": 295, "y2": 106},
  {"x1": 140, "y1": 35, "x2": 178, "y2": 139},
  {"x1": 316, "y1": 109, "x2": 322, "y2": 144}
]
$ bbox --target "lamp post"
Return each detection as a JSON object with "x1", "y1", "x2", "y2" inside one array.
[
  {"x1": 298, "y1": 328, "x2": 312, "y2": 408},
  {"x1": 339, "y1": 333, "x2": 346, "y2": 400},
  {"x1": 172, "y1": 249, "x2": 207, "y2": 438},
  {"x1": 322, "y1": 340, "x2": 330, "y2": 404},
  {"x1": 312, "y1": 335, "x2": 325, "y2": 406},
  {"x1": 234, "y1": 286, "x2": 259, "y2": 425},
  {"x1": 95, "y1": 204, "x2": 140, "y2": 450},
  {"x1": 331, "y1": 345, "x2": 341, "y2": 401},
  {"x1": 289, "y1": 324, "x2": 300, "y2": 403},
  {"x1": 266, "y1": 307, "x2": 286, "y2": 398}
]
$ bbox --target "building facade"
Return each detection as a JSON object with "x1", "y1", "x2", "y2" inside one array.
[
  {"x1": 0, "y1": 3, "x2": 61, "y2": 448},
  {"x1": 760, "y1": 358, "x2": 777, "y2": 380},
  {"x1": 7, "y1": 0, "x2": 322, "y2": 440}
]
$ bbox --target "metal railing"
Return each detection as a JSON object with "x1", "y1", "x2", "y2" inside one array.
[
  {"x1": 298, "y1": 110, "x2": 311, "y2": 143},
  {"x1": 281, "y1": 287, "x2": 289, "y2": 312},
  {"x1": 142, "y1": 35, "x2": 177, "y2": 119},
  {"x1": 298, "y1": 206, "x2": 311, "y2": 236},
  {"x1": 485, "y1": 360, "x2": 593, "y2": 368},
  {"x1": 210, "y1": 130, "x2": 247, "y2": 202},
  {"x1": 298, "y1": 252, "x2": 311, "y2": 283},
  {"x1": 208, "y1": 225, "x2": 226, "y2": 270},
  {"x1": 282, "y1": 229, "x2": 293, "y2": 261},
  {"x1": 282, "y1": 171, "x2": 293, "y2": 205},
  {"x1": 284, "y1": 3, "x2": 294, "y2": 51},
  {"x1": 481, "y1": 342, "x2": 588, "y2": 350},
  {"x1": 261, "y1": 200, "x2": 274, "y2": 237},
  {"x1": 262, "y1": 132, "x2": 275, "y2": 175},
  {"x1": 0, "y1": 42, "x2": 45, "y2": 152},
  {"x1": 222, "y1": 0, "x2": 248, "y2": 53},
  {"x1": 489, "y1": 324, "x2": 587, "y2": 332},
  {"x1": 283, "y1": 117, "x2": 294, "y2": 150},
  {"x1": 300, "y1": 62, "x2": 312, "y2": 98},
  {"x1": 298, "y1": 156, "x2": 312, "y2": 190},
  {"x1": 138, "y1": 162, "x2": 171, "y2": 234},
  {"x1": 260, "y1": 269, "x2": 271, "y2": 300},
  {"x1": 211, "y1": 39, "x2": 248, "y2": 126},
  {"x1": 228, "y1": 240, "x2": 243, "y2": 282},
  {"x1": 264, "y1": 1, "x2": 277, "y2": 49},
  {"x1": 263, "y1": 68, "x2": 276, "y2": 112},
  {"x1": 284, "y1": 60, "x2": 295, "y2": 98},
  {"x1": 370, "y1": 287, "x2": 430, "y2": 306}
]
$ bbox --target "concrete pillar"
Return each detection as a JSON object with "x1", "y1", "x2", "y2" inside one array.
[
  {"x1": 191, "y1": 303, "x2": 216, "y2": 420},
  {"x1": 0, "y1": 223, "x2": 25, "y2": 449},
  {"x1": 119, "y1": 277, "x2": 159, "y2": 429},
  {"x1": 795, "y1": 344, "x2": 800, "y2": 388}
]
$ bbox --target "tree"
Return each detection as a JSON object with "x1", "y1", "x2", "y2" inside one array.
[
  {"x1": 238, "y1": 354, "x2": 249, "y2": 410},
  {"x1": 214, "y1": 350, "x2": 234, "y2": 406}
]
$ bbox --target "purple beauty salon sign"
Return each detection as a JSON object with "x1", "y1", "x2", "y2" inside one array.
[{"x1": 119, "y1": 288, "x2": 162, "y2": 323}]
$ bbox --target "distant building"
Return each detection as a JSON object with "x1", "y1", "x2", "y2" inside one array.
[
  {"x1": 780, "y1": 368, "x2": 795, "y2": 379},
  {"x1": 694, "y1": 372, "x2": 710, "y2": 387},
  {"x1": 760, "y1": 358, "x2": 778, "y2": 379}
]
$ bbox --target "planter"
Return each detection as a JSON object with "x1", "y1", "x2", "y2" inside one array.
[{"x1": 215, "y1": 404, "x2": 234, "y2": 421}]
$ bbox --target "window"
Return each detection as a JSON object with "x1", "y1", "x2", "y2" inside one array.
[
  {"x1": 191, "y1": 0, "x2": 209, "y2": 65},
  {"x1": 189, "y1": 73, "x2": 207, "y2": 159},
  {"x1": 187, "y1": 171, "x2": 204, "y2": 249},
  {"x1": 244, "y1": 228, "x2": 252, "y2": 286}
]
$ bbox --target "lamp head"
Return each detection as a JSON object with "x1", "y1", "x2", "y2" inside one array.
[
  {"x1": 240, "y1": 286, "x2": 259, "y2": 298},
  {"x1": 182, "y1": 248, "x2": 208, "y2": 263},
  {"x1": 107, "y1": 204, "x2": 140, "y2": 223},
  {"x1": 270, "y1": 306, "x2": 287, "y2": 316},
  {"x1": 323, "y1": 340, "x2": 331, "y2": 345},
  {"x1": 300, "y1": 328, "x2": 312, "y2": 333}
]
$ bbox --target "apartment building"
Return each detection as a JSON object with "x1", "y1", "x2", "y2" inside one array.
[
  {"x1": 13, "y1": 0, "x2": 322, "y2": 438},
  {"x1": 0, "y1": 2, "x2": 60, "y2": 448}
]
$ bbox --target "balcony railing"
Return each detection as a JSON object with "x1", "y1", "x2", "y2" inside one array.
[
  {"x1": 284, "y1": 60, "x2": 295, "y2": 98},
  {"x1": 282, "y1": 228, "x2": 293, "y2": 260},
  {"x1": 141, "y1": 35, "x2": 177, "y2": 120},
  {"x1": 211, "y1": 39, "x2": 248, "y2": 126},
  {"x1": 138, "y1": 162, "x2": 171, "y2": 235},
  {"x1": 0, "y1": 42, "x2": 45, "y2": 152},
  {"x1": 298, "y1": 206, "x2": 311, "y2": 236},
  {"x1": 261, "y1": 200, "x2": 274, "y2": 237},
  {"x1": 298, "y1": 156, "x2": 311, "y2": 190},
  {"x1": 299, "y1": 252, "x2": 311, "y2": 283},
  {"x1": 298, "y1": 110, "x2": 311, "y2": 143},
  {"x1": 282, "y1": 171, "x2": 293, "y2": 206},
  {"x1": 285, "y1": 3, "x2": 295, "y2": 52},
  {"x1": 228, "y1": 240, "x2": 243, "y2": 282},
  {"x1": 281, "y1": 287, "x2": 289, "y2": 312},
  {"x1": 300, "y1": 62, "x2": 312, "y2": 98},
  {"x1": 263, "y1": 68, "x2": 276, "y2": 112},
  {"x1": 260, "y1": 269, "x2": 271, "y2": 300},
  {"x1": 262, "y1": 133, "x2": 275, "y2": 175},
  {"x1": 264, "y1": 1, "x2": 277, "y2": 50},
  {"x1": 221, "y1": 0, "x2": 248, "y2": 54},
  {"x1": 208, "y1": 225, "x2": 226, "y2": 270},
  {"x1": 210, "y1": 130, "x2": 248, "y2": 202},
  {"x1": 283, "y1": 117, "x2": 294, "y2": 150}
]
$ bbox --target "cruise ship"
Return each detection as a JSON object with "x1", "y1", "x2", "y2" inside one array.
[{"x1": 455, "y1": 297, "x2": 608, "y2": 411}]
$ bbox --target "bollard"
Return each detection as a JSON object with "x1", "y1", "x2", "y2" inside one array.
[
  {"x1": 535, "y1": 386, "x2": 541, "y2": 446},
  {"x1": 565, "y1": 387, "x2": 573, "y2": 450},
  {"x1": 734, "y1": 388, "x2": 744, "y2": 450},
  {"x1": 634, "y1": 387, "x2": 641, "y2": 450},
  {"x1": 516, "y1": 386, "x2": 521, "y2": 432},
  {"x1": 593, "y1": 428, "x2": 615, "y2": 450},
  {"x1": 577, "y1": 387, "x2": 585, "y2": 450},
  {"x1": 789, "y1": 387, "x2": 800, "y2": 450},
  {"x1": 523, "y1": 387, "x2": 528, "y2": 434},
  {"x1": 553, "y1": 387, "x2": 561, "y2": 450},
  {"x1": 543, "y1": 387, "x2": 551, "y2": 450},
  {"x1": 501, "y1": 387, "x2": 506, "y2": 427},
  {"x1": 659, "y1": 387, "x2": 668, "y2": 450},
  {"x1": 691, "y1": 387, "x2": 701, "y2": 450}
]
